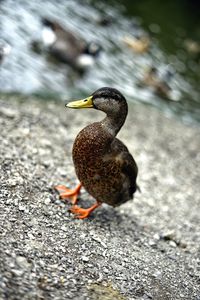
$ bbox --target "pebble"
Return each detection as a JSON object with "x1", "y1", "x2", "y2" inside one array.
[
  {"x1": 61, "y1": 225, "x2": 68, "y2": 232},
  {"x1": 12, "y1": 269, "x2": 24, "y2": 276},
  {"x1": 16, "y1": 256, "x2": 31, "y2": 269},
  {"x1": 6, "y1": 199, "x2": 12, "y2": 205},
  {"x1": 0, "y1": 107, "x2": 16, "y2": 118},
  {"x1": 44, "y1": 198, "x2": 51, "y2": 205},
  {"x1": 28, "y1": 218, "x2": 38, "y2": 227},
  {"x1": 18, "y1": 204, "x2": 26, "y2": 211},
  {"x1": 91, "y1": 235, "x2": 107, "y2": 248},
  {"x1": 169, "y1": 241, "x2": 177, "y2": 248},
  {"x1": 161, "y1": 230, "x2": 175, "y2": 241},
  {"x1": 152, "y1": 270, "x2": 162, "y2": 279},
  {"x1": 81, "y1": 256, "x2": 89, "y2": 262}
]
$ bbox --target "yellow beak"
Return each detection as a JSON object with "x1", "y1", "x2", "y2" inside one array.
[{"x1": 65, "y1": 96, "x2": 93, "y2": 109}]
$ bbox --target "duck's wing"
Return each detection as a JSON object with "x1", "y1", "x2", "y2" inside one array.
[
  {"x1": 56, "y1": 27, "x2": 86, "y2": 53},
  {"x1": 110, "y1": 138, "x2": 138, "y2": 196}
]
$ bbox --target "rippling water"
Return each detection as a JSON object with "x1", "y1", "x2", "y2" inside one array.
[{"x1": 1, "y1": 0, "x2": 200, "y2": 124}]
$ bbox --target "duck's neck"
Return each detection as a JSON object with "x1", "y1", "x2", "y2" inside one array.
[{"x1": 101, "y1": 106, "x2": 128, "y2": 137}]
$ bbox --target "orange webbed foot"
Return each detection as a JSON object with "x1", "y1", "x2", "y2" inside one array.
[
  {"x1": 70, "y1": 202, "x2": 101, "y2": 219},
  {"x1": 54, "y1": 183, "x2": 82, "y2": 205}
]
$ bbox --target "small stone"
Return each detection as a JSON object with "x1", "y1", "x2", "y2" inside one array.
[
  {"x1": 12, "y1": 269, "x2": 24, "y2": 276},
  {"x1": 28, "y1": 218, "x2": 38, "y2": 227},
  {"x1": 0, "y1": 107, "x2": 16, "y2": 118},
  {"x1": 152, "y1": 270, "x2": 162, "y2": 279},
  {"x1": 61, "y1": 225, "x2": 68, "y2": 232},
  {"x1": 18, "y1": 204, "x2": 26, "y2": 211},
  {"x1": 149, "y1": 239, "x2": 157, "y2": 246},
  {"x1": 153, "y1": 233, "x2": 160, "y2": 241},
  {"x1": 180, "y1": 294, "x2": 185, "y2": 298},
  {"x1": 14, "y1": 199, "x2": 19, "y2": 206},
  {"x1": 161, "y1": 230, "x2": 175, "y2": 241},
  {"x1": 103, "y1": 267, "x2": 109, "y2": 274},
  {"x1": 19, "y1": 127, "x2": 30, "y2": 136},
  {"x1": 44, "y1": 198, "x2": 51, "y2": 205},
  {"x1": 91, "y1": 235, "x2": 107, "y2": 248},
  {"x1": 169, "y1": 241, "x2": 177, "y2": 248},
  {"x1": 39, "y1": 259, "x2": 45, "y2": 267},
  {"x1": 60, "y1": 276, "x2": 65, "y2": 284},
  {"x1": 81, "y1": 256, "x2": 89, "y2": 262},
  {"x1": 16, "y1": 256, "x2": 31, "y2": 269},
  {"x1": 42, "y1": 160, "x2": 52, "y2": 168},
  {"x1": 97, "y1": 272, "x2": 104, "y2": 282},
  {"x1": 6, "y1": 199, "x2": 12, "y2": 205},
  {"x1": 49, "y1": 263, "x2": 58, "y2": 269},
  {"x1": 27, "y1": 233, "x2": 35, "y2": 240}
]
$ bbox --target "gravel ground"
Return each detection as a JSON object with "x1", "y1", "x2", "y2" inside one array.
[{"x1": 0, "y1": 94, "x2": 200, "y2": 300}]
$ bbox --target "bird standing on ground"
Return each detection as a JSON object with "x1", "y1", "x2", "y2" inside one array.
[{"x1": 55, "y1": 87, "x2": 139, "y2": 219}]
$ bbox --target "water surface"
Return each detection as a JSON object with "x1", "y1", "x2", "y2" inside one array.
[{"x1": 1, "y1": 0, "x2": 200, "y2": 124}]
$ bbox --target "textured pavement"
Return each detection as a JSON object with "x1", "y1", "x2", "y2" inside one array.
[{"x1": 0, "y1": 94, "x2": 200, "y2": 300}]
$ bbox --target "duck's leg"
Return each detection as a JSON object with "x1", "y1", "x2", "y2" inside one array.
[
  {"x1": 54, "y1": 183, "x2": 82, "y2": 205},
  {"x1": 70, "y1": 202, "x2": 101, "y2": 219}
]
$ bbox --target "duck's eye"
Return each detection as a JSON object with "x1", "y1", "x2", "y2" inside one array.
[{"x1": 84, "y1": 99, "x2": 87, "y2": 102}]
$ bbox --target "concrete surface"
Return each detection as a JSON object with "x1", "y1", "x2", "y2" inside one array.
[{"x1": 0, "y1": 94, "x2": 200, "y2": 300}]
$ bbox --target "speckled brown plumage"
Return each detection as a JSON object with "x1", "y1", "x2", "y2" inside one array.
[
  {"x1": 72, "y1": 122, "x2": 138, "y2": 206},
  {"x1": 72, "y1": 88, "x2": 138, "y2": 207}
]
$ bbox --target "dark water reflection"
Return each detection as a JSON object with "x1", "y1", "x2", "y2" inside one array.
[{"x1": 1, "y1": 0, "x2": 200, "y2": 124}]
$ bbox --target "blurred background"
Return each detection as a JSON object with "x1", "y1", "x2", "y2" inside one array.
[{"x1": 1, "y1": 0, "x2": 200, "y2": 124}]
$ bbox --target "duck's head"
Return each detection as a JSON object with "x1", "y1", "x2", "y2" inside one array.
[
  {"x1": 66, "y1": 87, "x2": 128, "y2": 135},
  {"x1": 66, "y1": 87, "x2": 127, "y2": 116},
  {"x1": 41, "y1": 17, "x2": 56, "y2": 30}
]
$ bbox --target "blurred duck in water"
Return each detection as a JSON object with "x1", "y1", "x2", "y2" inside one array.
[
  {"x1": 123, "y1": 35, "x2": 150, "y2": 54},
  {"x1": 138, "y1": 67, "x2": 177, "y2": 100},
  {"x1": 32, "y1": 17, "x2": 102, "y2": 71}
]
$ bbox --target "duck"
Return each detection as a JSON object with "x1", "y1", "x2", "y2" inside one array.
[
  {"x1": 123, "y1": 35, "x2": 150, "y2": 54},
  {"x1": 55, "y1": 87, "x2": 139, "y2": 219},
  {"x1": 138, "y1": 67, "x2": 174, "y2": 99},
  {"x1": 39, "y1": 17, "x2": 102, "y2": 70}
]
